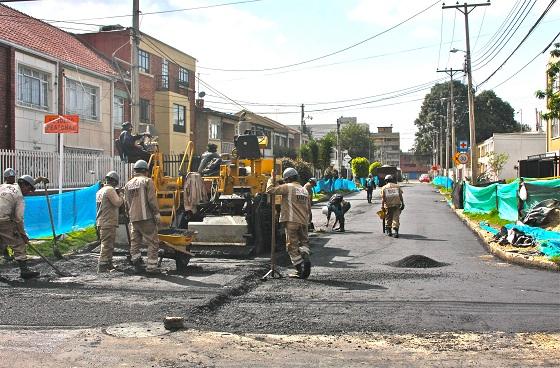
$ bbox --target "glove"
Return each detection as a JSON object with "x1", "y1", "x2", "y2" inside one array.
[{"x1": 400, "y1": 203, "x2": 405, "y2": 211}]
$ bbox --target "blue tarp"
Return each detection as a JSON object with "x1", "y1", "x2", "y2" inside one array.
[
  {"x1": 24, "y1": 183, "x2": 100, "y2": 239},
  {"x1": 314, "y1": 178, "x2": 360, "y2": 193},
  {"x1": 505, "y1": 223, "x2": 560, "y2": 258},
  {"x1": 463, "y1": 183, "x2": 497, "y2": 214},
  {"x1": 497, "y1": 181, "x2": 519, "y2": 221},
  {"x1": 432, "y1": 176, "x2": 453, "y2": 188}
]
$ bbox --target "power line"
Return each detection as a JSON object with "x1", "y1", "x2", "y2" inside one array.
[
  {"x1": 478, "y1": 0, "x2": 557, "y2": 87},
  {"x1": 197, "y1": 0, "x2": 440, "y2": 72}
]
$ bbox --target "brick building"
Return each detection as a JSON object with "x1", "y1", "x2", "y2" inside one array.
[
  {"x1": 0, "y1": 4, "x2": 117, "y2": 153},
  {"x1": 78, "y1": 29, "x2": 197, "y2": 155}
]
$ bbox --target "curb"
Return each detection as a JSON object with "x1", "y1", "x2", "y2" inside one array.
[{"x1": 450, "y1": 206, "x2": 559, "y2": 272}]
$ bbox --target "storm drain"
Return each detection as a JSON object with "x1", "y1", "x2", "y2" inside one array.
[
  {"x1": 104, "y1": 322, "x2": 170, "y2": 338},
  {"x1": 388, "y1": 255, "x2": 448, "y2": 268}
]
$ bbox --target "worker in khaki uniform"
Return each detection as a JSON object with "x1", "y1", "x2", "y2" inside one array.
[
  {"x1": 380, "y1": 174, "x2": 404, "y2": 238},
  {"x1": 266, "y1": 168, "x2": 311, "y2": 279},
  {"x1": 0, "y1": 175, "x2": 40, "y2": 279},
  {"x1": 303, "y1": 177, "x2": 317, "y2": 231},
  {"x1": 124, "y1": 160, "x2": 161, "y2": 274},
  {"x1": 96, "y1": 171, "x2": 124, "y2": 273}
]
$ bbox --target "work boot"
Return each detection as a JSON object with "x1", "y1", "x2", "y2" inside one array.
[
  {"x1": 146, "y1": 268, "x2": 162, "y2": 276},
  {"x1": 132, "y1": 258, "x2": 145, "y2": 273},
  {"x1": 17, "y1": 260, "x2": 40, "y2": 279},
  {"x1": 289, "y1": 263, "x2": 304, "y2": 279},
  {"x1": 386, "y1": 228, "x2": 392, "y2": 237},
  {"x1": 393, "y1": 228, "x2": 399, "y2": 238},
  {"x1": 97, "y1": 262, "x2": 115, "y2": 273},
  {"x1": 301, "y1": 258, "x2": 311, "y2": 279},
  {"x1": 334, "y1": 218, "x2": 345, "y2": 233}
]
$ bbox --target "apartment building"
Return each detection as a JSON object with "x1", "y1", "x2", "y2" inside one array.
[
  {"x1": 194, "y1": 103, "x2": 237, "y2": 156},
  {"x1": 372, "y1": 126, "x2": 400, "y2": 167}
]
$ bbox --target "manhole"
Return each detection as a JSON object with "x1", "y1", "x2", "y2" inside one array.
[
  {"x1": 387, "y1": 255, "x2": 448, "y2": 268},
  {"x1": 104, "y1": 322, "x2": 170, "y2": 338}
]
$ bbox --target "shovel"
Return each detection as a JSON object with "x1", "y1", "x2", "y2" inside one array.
[
  {"x1": 43, "y1": 182, "x2": 63, "y2": 259},
  {"x1": 26, "y1": 242, "x2": 74, "y2": 277}
]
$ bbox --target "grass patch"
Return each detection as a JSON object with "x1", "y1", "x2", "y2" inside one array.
[
  {"x1": 28, "y1": 226, "x2": 98, "y2": 257},
  {"x1": 549, "y1": 255, "x2": 560, "y2": 264},
  {"x1": 464, "y1": 210, "x2": 513, "y2": 228}
]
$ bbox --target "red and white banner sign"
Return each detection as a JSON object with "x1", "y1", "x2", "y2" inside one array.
[{"x1": 44, "y1": 115, "x2": 79, "y2": 134}]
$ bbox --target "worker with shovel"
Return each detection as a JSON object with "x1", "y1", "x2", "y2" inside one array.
[
  {"x1": 0, "y1": 175, "x2": 41, "y2": 279},
  {"x1": 96, "y1": 171, "x2": 124, "y2": 273},
  {"x1": 266, "y1": 168, "x2": 311, "y2": 279},
  {"x1": 124, "y1": 160, "x2": 161, "y2": 274}
]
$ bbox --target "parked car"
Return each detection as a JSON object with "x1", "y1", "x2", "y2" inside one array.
[{"x1": 419, "y1": 174, "x2": 430, "y2": 183}]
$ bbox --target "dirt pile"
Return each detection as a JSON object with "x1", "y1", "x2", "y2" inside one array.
[{"x1": 388, "y1": 255, "x2": 448, "y2": 268}]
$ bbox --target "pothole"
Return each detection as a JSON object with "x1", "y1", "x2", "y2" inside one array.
[
  {"x1": 387, "y1": 255, "x2": 449, "y2": 268},
  {"x1": 103, "y1": 322, "x2": 170, "y2": 338}
]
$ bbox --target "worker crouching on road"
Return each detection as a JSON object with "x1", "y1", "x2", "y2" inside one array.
[
  {"x1": 326, "y1": 193, "x2": 351, "y2": 232},
  {"x1": 381, "y1": 174, "x2": 404, "y2": 238},
  {"x1": 0, "y1": 175, "x2": 41, "y2": 279},
  {"x1": 124, "y1": 160, "x2": 161, "y2": 274},
  {"x1": 303, "y1": 177, "x2": 317, "y2": 231},
  {"x1": 266, "y1": 168, "x2": 312, "y2": 279},
  {"x1": 96, "y1": 171, "x2": 124, "y2": 273}
]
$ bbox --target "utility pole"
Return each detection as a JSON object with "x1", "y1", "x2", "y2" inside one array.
[
  {"x1": 443, "y1": 1, "x2": 490, "y2": 180},
  {"x1": 131, "y1": 0, "x2": 140, "y2": 131},
  {"x1": 437, "y1": 68, "x2": 461, "y2": 180},
  {"x1": 336, "y1": 117, "x2": 342, "y2": 172},
  {"x1": 300, "y1": 104, "x2": 305, "y2": 148}
]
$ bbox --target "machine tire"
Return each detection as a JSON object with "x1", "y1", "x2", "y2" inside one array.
[
  {"x1": 210, "y1": 179, "x2": 221, "y2": 203},
  {"x1": 175, "y1": 253, "x2": 191, "y2": 273}
]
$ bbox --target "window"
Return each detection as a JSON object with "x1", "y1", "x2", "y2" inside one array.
[
  {"x1": 65, "y1": 78, "x2": 99, "y2": 120},
  {"x1": 140, "y1": 98, "x2": 150, "y2": 123},
  {"x1": 209, "y1": 118, "x2": 221, "y2": 139},
  {"x1": 17, "y1": 65, "x2": 49, "y2": 110},
  {"x1": 138, "y1": 49, "x2": 150, "y2": 73},
  {"x1": 113, "y1": 96, "x2": 125, "y2": 127},
  {"x1": 179, "y1": 67, "x2": 189, "y2": 86},
  {"x1": 173, "y1": 104, "x2": 186, "y2": 133},
  {"x1": 552, "y1": 118, "x2": 560, "y2": 139},
  {"x1": 161, "y1": 59, "x2": 169, "y2": 89}
]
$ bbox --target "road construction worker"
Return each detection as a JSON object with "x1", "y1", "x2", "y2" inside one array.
[
  {"x1": 0, "y1": 175, "x2": 41, "y2": 279},
  {"x1": 381, "y1": 174, "x2": 404, "y2": 238},
  {"x1": 124, "y1": 160, "x2": 161, "y2": 274},
  {"x1": 303, "y1": 177, "x2": 317, "y2": 231},
  {"x1": 3, "y1": 168, "x2": 15, "y2": 184},
  {"x1": 96, "y1": 171, "x2": 124, "y2": 273},
  {"x1": 266, "y1": 168, "x2": 311, "y2": 279},
  {"x1": 326, "y1": 193, "x2": 351, "y2": 232},
  {"x1": 365, "y1": 174, "x2": 376, "y2": 203},
  {"x1": 119, "y1": 122, "x2": 151, "y2": 163},
  {"x1": 197, "y1": 143, "x2": 221, "y2": 175}
]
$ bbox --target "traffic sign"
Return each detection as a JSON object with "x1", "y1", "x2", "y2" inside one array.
[
  {"x1": 44, "y1": 114, "x2": 79, "y2": 134},
  {"x1": 458, "y1": 140, "x2": 468, "y2": 152},
  {"x1": 457, "y1": 152, "x2": 469, "y2": 165}
]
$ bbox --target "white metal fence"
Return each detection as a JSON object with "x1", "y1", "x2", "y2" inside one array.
[{"x1": 0, "y1": 149, "x2": 131, "y2": 189}]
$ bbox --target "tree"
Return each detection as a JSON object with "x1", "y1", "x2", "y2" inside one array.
[
  {"x1": 413, "y1": 81, "x2": 524, "y2": 155},
  {"x1": 351, "y1": 157, "x2": 370, "y2": 178},
  {"x1": 280, "y1": 157, "x2": 313, "y2": 185},
  {"x1": 485, "y1": 152, "x2": 509, "y2": 180},
  {"x1": 536, "y1": 43, "x2": 560, "y2": 123},
  {"x1": 299, "y1": 144, "x2": 311, "y2": 162},
  {"x1": 308, "y1": 139, "x2": 320, "y2": 168},
  {"x1": 318, "y1": 135, "x2": 335, "y2": 170},
  {"x1": 339, "y1": 122, "x2": 372, "y2": 159},
  {"x1": 369, "y1": 161, "x2": 382, "y2": 174}
]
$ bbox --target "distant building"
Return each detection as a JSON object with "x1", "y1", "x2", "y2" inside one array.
[
  {"x1": 477, "y1": 132, "x2": 546, "y2": 180},
  {"x1": 372, "y1": 126, "x2": 400, "y2": 167},
  {"x1": 194, "y1": 105, "x2": 237, "y2": 156},
  {"x1": 400, "y1": 152, "x2": 430, "y2": 180},
  {"x1": 288, "y1": 117, "x2": 359, "y2": 140}
]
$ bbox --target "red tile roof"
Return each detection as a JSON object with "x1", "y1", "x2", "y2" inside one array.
[{"x1": 0, "y1": 5, "x2": 116, "y2": 76}]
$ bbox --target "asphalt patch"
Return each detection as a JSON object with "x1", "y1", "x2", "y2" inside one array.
[{"x1": 387, "y1": 255, "x2": 449, "y2": 268}]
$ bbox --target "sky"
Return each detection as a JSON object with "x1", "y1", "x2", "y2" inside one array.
[{"x1": 9, "y1": 0, "x2": 560, "y2": 151}]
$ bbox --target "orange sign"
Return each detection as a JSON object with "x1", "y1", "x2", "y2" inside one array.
[{"x1": 44, "y1": 115, "x2": 79, "y2": 134}]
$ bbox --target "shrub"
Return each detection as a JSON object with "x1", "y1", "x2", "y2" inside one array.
[
  {"x1": 351, "y1": 157, "x2": 370, "y2": 178},
  {"x1": 369, "y1": 161, "x2": 382, "y2": 174},
  {"x1": 280, "y1": 157, "x2": 313, "y2": 185}
]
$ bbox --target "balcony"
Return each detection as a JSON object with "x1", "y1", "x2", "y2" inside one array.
[{"x1": 155, "y1": 75, "x2": 190, "y2": 95}]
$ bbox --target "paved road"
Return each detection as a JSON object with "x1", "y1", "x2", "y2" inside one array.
[{"x1": 192, "y1": 183, "x2": 560, "y2": 334}]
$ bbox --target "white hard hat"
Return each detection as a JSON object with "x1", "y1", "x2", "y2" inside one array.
[
  {"x1": 321, "y1": 205, "x2": 329, "y2": 215},
  {"x1": 3, "y1": 168, "x2": 15, "y2": 178},
  {"x1": 282, "y1": 167, "x2": 298, "y2": 180},
  {"x1": 133, "y1": 160, "x2": 148, "y2": 170},
  {"x1": 18, "y1": 175, "x2": 35, "y2": 190},
  {"x1": 105, "y1": 171, "x2": 119, "y2": 183}
]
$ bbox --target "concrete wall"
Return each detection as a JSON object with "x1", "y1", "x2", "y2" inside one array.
[
  {"x1": 62, "y1": 69, "x2": 113, "y2": 154},
  {"x1": 14, "y1": 50, "x2": 57, "y2": 152}
]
